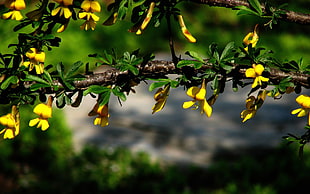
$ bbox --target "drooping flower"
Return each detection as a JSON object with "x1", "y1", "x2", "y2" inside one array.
[
  {"x1": 29, "y1": 96, "x2": 53, "y2": 131},
  {"x1": 240, "y1": 90, "x2": 267, "y2": 122},
  {"x1": 243, "y1": 24, "x2": 259, "y2": 51},
  {"x1": 152, "y1": 84, "x2": 170, "y2": 114},
  {"x1": 22, "y1": 48, "x2": 45, "y2": 74},
  {"x1": 177, "y1": 14, "x2": 196, "y2": 43},
  {"x1": 88, "y1": 103, "x2": 109, "y2": 127},
  {"x1": 135, "y1": 2, "x2": 155, "y2": 35},
  {"x1": 79, "y1": 0, "x2": 101, "y2": 31},
  {"x1": 245, "y1": 64, "x2": 269, "y2": 88},
  {"x1": 0, "y1": 106, "x2": 20, "y2": 139},
  {"x1": 78, "y1": 12, "x2": 100, "y2": 30},
  {"x1": 182, "y1": 79, "x2": 212, "y2": 117},
  {"x1": 51, "y1": 0, "x2": 73, "y2": 19},
  {"x1": 2, "y1": 0, "x2": 26, "y2": 20},
  {"x1": 291, "y1": 94, "x2": 310, "y2": 125}
]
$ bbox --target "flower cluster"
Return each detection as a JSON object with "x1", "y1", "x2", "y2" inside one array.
[
  {"x1": 182, "y1": 79, "x2": 212, "y2": 117},
  {"x1": 152, "y1": 84, "x2": 170, "y2": 114},
  {"x1": 78, "y1": 0, "x2": 101, "y2": 31},
  {"x1": 135, "y1": 2, "x2": 155, "y2": 35},
  {"x1": 243, "y1": 24, "x2": 259, "y2": 51},
  {"x1": 2, "y1": 0, "x2": 26, "y2": 20},
  {"x1": 51, "y1": 0, "x2": 74, "y2": 32},
  {"x1": 0, "y1": 106, "x2": 20, "y2": 139},
  {"x1": 245, "y1": 64, "x2": 269, "y2": 88},
  {"x1": 23, "y1": 48, "x2": 46, "y2": 74},
  {"x1": 29, "y1": 96, "x2": 53, "y2": 131},
  {"x1": 88, "y1": 103, "x2": 110, "y2": 127},
  {"x1": 291, "y1": 95, "x2": 310, "y2": 126},
  {"x1": 240, "y1": 90, "x2": 267, "y2": 122},
  {"x1": 177, "y1": 15, "x2": 196, "y2": 43}
]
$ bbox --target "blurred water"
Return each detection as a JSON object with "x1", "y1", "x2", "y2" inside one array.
[{"x1": 64, "y1": 80, "x2": 307, "y2": 166}]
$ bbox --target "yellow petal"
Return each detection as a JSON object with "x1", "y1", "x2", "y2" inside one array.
[
  {"x1": 152, "y1": 99, "x2": 165, "y2": 114},
  {"x1": 245, "y1": 68, "x2": 256, "y2": 78},
  {"x1": 34, "y1": 51, "x2": 45, "y2": 62},
  {"x1": 183, "y1": 100, "x2": 195, "y2": 109},
  {"x1": 78, "y1": 12, "x2": 87, "y2": 19},
  {"x1": 81, "y1": 0, "x2": 91, "y2": 12},
  {"x1": 2, "y1": 11, "x2": 13, "y2": 20},
  {"x1": 241, "y1": 109, "x2": 256, "y2": 122},
  {"x1": 63, "y1": 7, "x2": 72, "y2": 19},
  {"x1": 202, "y1": 99, "x2": 212, "y2": 117},
  {"x1": 39, "y1": 119, "x2": 49, "y2": 131},
  {"x1": 186, "y1": 86, "x2": 199, "y2": 98},
  {"x1": 252, "y1": 77, "x2": 260, "y2": 88},
  {"x1": 35, "y1": 63, "x2": 44, "y2": 74},
  {"x1": 254, "y1": 64, "x2": 264, "y2": 75},
  {"x1": 181, "y1": 28, "x2": 196, "y2": 43},
  {"x1": 29, "y1": 118, "x2": 40, "y2": 127},
  {"x1": 90, "y1": 1, "x2": 101, "y2": 12},
  {"x1": 33, "y1": 104, "x2": 52, "y2": 118},
  {"x1": 90, "y1": 13, "x2": 99, "y2": 22},
  {"x1": 195, "y1": 88, "x2": 206, "y2": 101},
  {"x1": 3, "y1": 128, "x2": 15, "y2": 139},
  {"x1": 51, "y1": 7, "x2": 61, "y2": 16},
  {"x1": 14, "y1": 0, "x2": 26, "y2": 10}
]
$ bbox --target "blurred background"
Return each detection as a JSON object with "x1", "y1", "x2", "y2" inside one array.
[{"x1": 1, "y1": 0, "x2": 310, "y2": 193}]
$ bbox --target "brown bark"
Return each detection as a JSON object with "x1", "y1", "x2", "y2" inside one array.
[
  {"x1": 69, "y1": 60, "x2": 310, "y2": 89},
  {"x1": 190, "y1": 0, "x2": 310, "y2": 25}
]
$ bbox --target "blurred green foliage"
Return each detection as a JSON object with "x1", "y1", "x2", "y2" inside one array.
[
  {"x1": 1, "y1": 0, "x2": 310, "y2": 67},
  {"x1": 1, "y1": 0, "x2": 310, "y2": 193}
]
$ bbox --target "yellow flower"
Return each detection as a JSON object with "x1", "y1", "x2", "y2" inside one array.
[
  {"x1": 23, "y1": 48, "x2": 45, "y2": 74},
  {"x1": 243, "y1": 24, "x2": 259, "y2": 51},
  {"x1": 2, "y1": 10, "x2": 23, "y2": 20},
  {"x1": 241, "y1": 90, "x2": 267, "y2": 122},
  {"x1": 4, "y1": 0, "x2": 26, "y2": 10},
  {"x1": 79, "y1": 12, "x2": 99, "y2": 30},
  {"x1": 152, "y1": 84, "x2": 170, "y2": 114},
  {"x1": 177, "y1": 15, "x2": 196, "y2": 43},
  {"x1": 182, "y1": 80, "x2": 212, "y2": 117},
  {"x1": 51, "y1": 6, "x2": 72, "y2": 19},
  {"x1": 291, "y1": 95, "x2": 310, "y2": 125},
  {"x1": 134, "y1": 2, "x2": 155, "y2": 35},
  {"x1": 88, "y1": 103, "x2": 109, "y2": 127},
  {"x1": 81, "y1": 0, "x2": 101, "y2": 13},
  {"x1": 245, "y1": 64, "x2": 269, "y2": 88},
  {"x1": 51, "y1": 0, "x2": 73, "y2": 19},
  {"x1": 0, "y1": 106, "x2": 20, "y2": 139},
  {"x1": 2, "y1": 0, "x2": 26, "y2": 20},
  {"x1": 29, "y1": 96, "x2": 53, "y2": 131}
]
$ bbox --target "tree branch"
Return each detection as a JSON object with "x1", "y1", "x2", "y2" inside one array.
[
  {"x1": 70, "y1": 60, "x2": 310, "y2": 89},
  {"x1": 190, "y1": 0, "x2": 310, "y2": 25}
]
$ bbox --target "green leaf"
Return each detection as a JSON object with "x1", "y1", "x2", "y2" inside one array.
[
  {"x1": 177, "y1": 60, "x2": 203, "y2": 69},
  {"x1": 0, "y1": 75, "x2": 18, "y2": 90},
  {"x1": 220, "y1": 42, "x2": 235, "y2": 61},
  {"x1": 25, "y1": 74, "x2": 50, "y2": 85},
  {"x1": 185, "y1": 51, "x2": 204, "y2": 63},
  {"x1": 65, "y1": 61, "x2": 83, "y2": 79},
  {"x1": 83, "y1": 85, "x2": 111, "y2": 96},
  {"x1": 149, "y1": 81, "x2": 169, "y2": 92},
  {"x1": 98, "y1": 91, "x2": 111, "y2": 106},
  {"x1": 112, "y1": 88, "x2": 127, "y2": 101},
  {"x1": 30, "y1": 83, "x2": 50, "y2": 91},
  {"x1": 235, "y1": 6, "x2": 260, "y2": 16},
  {"x1": 248, "y1": 0, "x2": 262, "y2": 16}
]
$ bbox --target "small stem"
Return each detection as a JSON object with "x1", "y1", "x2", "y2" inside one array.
[{"x1": 166, "y1": 13, "x2": 178, "y2": 64}]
